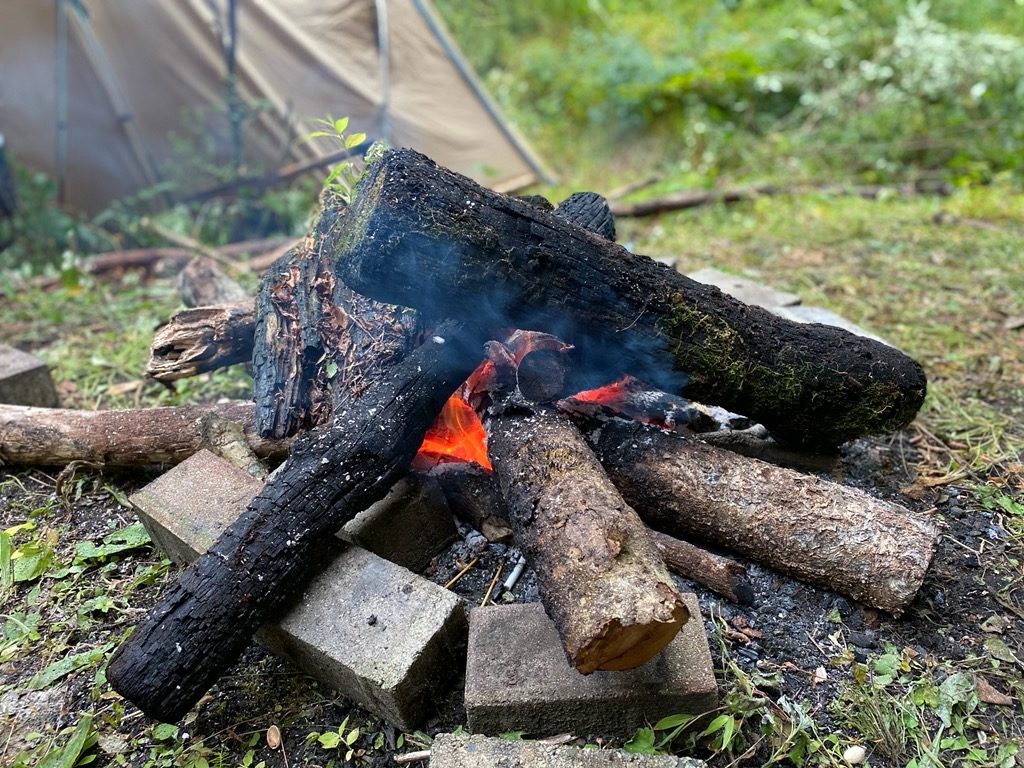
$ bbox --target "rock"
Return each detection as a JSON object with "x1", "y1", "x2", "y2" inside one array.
[
  {"x1": 843, "y1": 745, "x2": 867, "y2": 765},
  {"x1": 0, "y1": 344, "x2": 59, "y2": 407},
  {"x1": 686, "y1": 267, "x2": 801, "y2": 311},
  {"x1": 429, "y1": 733, "x2": 706, "y2": 767}
]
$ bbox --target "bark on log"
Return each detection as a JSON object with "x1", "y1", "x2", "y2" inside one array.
[
  {"x1": 487, "y1": 406, "x2": 688, "y2": 673},
  {"x1": 252, "y1": 194, "x2": 420, "y2": 438},
  {"x1": 586, "y1": 418, "x2": 940, "y2": 613},
  {"x1": 426, "y1": 462, "x2": 750, "y2": 603},
  {"x1": 335, "y1": 149, "x2": 927, "y2": 449},
  {"x1": 0, "y1": 403, "x2": 286, "y2": 467},
  {"x1": 106, "y1": 324, "x2": 484, "y2": 722},
  {"x1": 146, "y1": 301, "x2": 255, "y2": 381}
]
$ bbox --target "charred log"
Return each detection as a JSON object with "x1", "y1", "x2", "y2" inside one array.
[
  {"x1": 106, "y1": 323, "x2": 484, "y2": 722},
  {"x1": 147, "y1": 301, "x2": 255, "y2": 381},
  {"x1": 335, "y1": 149, "x2": 927, "y2": 449},
  {"x1": 587, "y1": 418, "x2": 940, "y2": 614}
]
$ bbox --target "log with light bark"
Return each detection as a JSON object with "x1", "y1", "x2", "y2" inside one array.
[
  {"x1": 426, "y1": 462, "x2": 750, "y2": 604},
  {"x1": 585, "y1": 418, "x2": 940, "y2": 614},
  {"x1": 0, "y1": 402, "x2": 286, "y2": 467},
  {"x1": 106, "y1": 324, "x2": 485, "y2": 723},
  {"x1": 177, "y1": 255, "x2": 249, "y2": 308},
  {"x1": 487, "y1": 404, "x2": 688, "y2": 673},
  {"x1": 335, "y1": 149, "x2": 927, "y2": 449}
]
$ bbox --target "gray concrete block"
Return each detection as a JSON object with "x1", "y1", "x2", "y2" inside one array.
[
  {"x1": 686, "y1": 267, "x2": 801, "y2": 310},
  {"x1": 130, "y1": 450, "x2": 466, "y2": 730},
  {"x1": 465, "y1": 596, "x2": 716, "y2": 738},
  {"x1": 772, "y1": 305, "x2": 896, "y2": 348},
  {"x1": 0, "y1": 344, "x2": 59, "y2": 407},
  {"x1": 341, "y1": 474, "x2": 457, "y2": 573},
  {"x1": 430, "y1": 734, "x2": 706, "y2": 767}
]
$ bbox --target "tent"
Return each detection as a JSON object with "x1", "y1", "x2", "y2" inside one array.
[{"x1": 0, "y1": 0, "x2": 549, "y2": 213}]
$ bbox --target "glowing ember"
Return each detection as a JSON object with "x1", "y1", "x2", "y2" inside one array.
[
  {"x1": 414, "y1": 391, "x2": 492, "y2": 471},
  {"x1": 570, "y1": 374, "x2": 638, "y2": 405}
]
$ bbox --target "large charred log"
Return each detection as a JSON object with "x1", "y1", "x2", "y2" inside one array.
[
  {"x1": 0, "y1": 402, "x2": 285, "y2": 467},
  {"x1": 106, "y1": 324, "x2": 485, "y2": 722},
  {"x1": 587, "y1": 418, "x2": 940, "y2": 614},
  {"x1": 335, "y1": 149, "x2": 927, "y2": 449},
  {"x1": 147, "y1": 301, "x2": 256, "y2": 382}
]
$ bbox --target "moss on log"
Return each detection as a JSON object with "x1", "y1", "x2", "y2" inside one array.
[{"x1": 335, "y1": 149, "x2": 927, "y2": 448}]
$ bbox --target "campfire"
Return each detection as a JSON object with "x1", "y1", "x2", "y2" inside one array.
[{"x1": 13, "y1": 147, "x2": 936, "y2": 724}]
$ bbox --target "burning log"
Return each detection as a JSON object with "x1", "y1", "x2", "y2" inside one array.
[
  {"x1": 0, "y1": 402, "x2": 286, "y2": 467},
  {"x1": 251, "y1": 194, "x2": 420, "y2": 438},
  {"x1": 335, "y1": 149, "x2": 927, "y2": 449},
  {"x1": 586, "y1": 418, "x2": 940, "y2": 614},
  {"x1": 106, "y1": 324, "x2": 485, "y2": 723},
  {"x1": 488, "y1": 405, "x2": 688, "y2": 673}
]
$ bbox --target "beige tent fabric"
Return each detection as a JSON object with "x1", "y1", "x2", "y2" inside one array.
[{"x1": 0, "y1": 0, "x2": 547, "y2": 213}]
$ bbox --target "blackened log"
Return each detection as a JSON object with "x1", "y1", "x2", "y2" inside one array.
[
  {"x1": 587, "y1": 418, "x2": 940, "y2": 614},
  {"x1": 252, "y1": 194, "x2": 419, "y2": 438},
  {"x1": 487, "y1": 406, "x2": 688, "y2": 673},
  {"x1": 147, "y1": 301, "x2": 255, "y2": 381},
  {"x1": 335, "y1": 149, "x2": 927, "y2": 448},
  {"x1": 0, "y1": 402, "x2": 285, "y2": 467},
  {"x1": 106, "y1": 324, "x2": 484, "y2": 722}
]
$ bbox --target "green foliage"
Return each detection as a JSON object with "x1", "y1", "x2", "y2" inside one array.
[{"x1": 305, "y1": 116, "x2": 368, "y2": 203}]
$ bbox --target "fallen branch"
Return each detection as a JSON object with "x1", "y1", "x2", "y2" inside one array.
[{"x1": 0, "y1": 402, "x2": 286, "y2": 467}]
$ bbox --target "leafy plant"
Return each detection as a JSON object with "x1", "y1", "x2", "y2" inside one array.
[{"x1": 305, "y1": 116, "x2": 368, "y2": 203}]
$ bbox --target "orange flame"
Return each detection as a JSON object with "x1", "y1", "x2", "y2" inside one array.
[
  {"x1": 569, "y1": 374, "x2": 637, "y2": 405},
  {"x1": 414, "y1": 391, "x2": 492, "y2": 471}
]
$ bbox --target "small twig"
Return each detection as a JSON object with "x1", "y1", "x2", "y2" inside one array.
[
  {"x1": 443, "y1": 556, "x2": 479, "y2": 589},
  {"x1": 481, "y1": 563, "x2": 503, "y2": 606},
  {"x1": 943, "y1": 534, "x2": 982, "y2": 556},
  {"x1": 805, "y1": 629, "x2": 831, "y2": 660},
  {"x1": 394, "y1": 749, "x2": 431, "y2": 764}
]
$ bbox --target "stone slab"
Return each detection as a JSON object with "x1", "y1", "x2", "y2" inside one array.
[
  {"x1": 772, "y1": 305, "x2": 895, "y2": 348},
  {"x1": 686, "y1": 267, "x2": 802, "y2": 310},
  {"x1": 0, "y1": 344, "x2": 59, "y2": 407},
  {"x1": 465, "y1": 596, "x2": 717, "y2": 738},
  {"x1": 430, "y1": 734, "x2": 706, "y2": 768},
  {"x1": 341, "y1": 473, "x2": 457, "y2": 573},
  {"x1": 130, "y1": 450, "x2": 466, "y2": 730}
]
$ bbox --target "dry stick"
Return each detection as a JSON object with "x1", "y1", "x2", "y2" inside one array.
[
  {"x1": 0, "y1": 402, "x2": 287, "y2": 467},
  {"x1": 647, "y1": 529, "x2": 747, "y2": 605},
  {"x1": 106, "y1": 325, "x2": 486, "y2": 723},
  {"x1": 587, "y1": 418, "x2": 941, "y2": 614},
  {"x1": 334, "y1": 148, "x2": 927, "y2": 449}
]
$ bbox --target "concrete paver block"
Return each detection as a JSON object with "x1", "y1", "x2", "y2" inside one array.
[
  {"x1": 430, "y1": 733, "x2": 706, "y2": 767},
  {"x1": 342, "y1": 473, "x2": 457, "y2": 573},
  {"x1": 0, "y1": 344, "x2": 59, "y2": 407},
  {"x1": 687, "y1": 267, "x2": 802, "y2": 310},
  {"x1": 130, "y1": 450, "x2": 466, "y2": 729},
  {"x1": 772, "y1": 305, "x2": 895, "y2": 348},
  {"x1": 465, "y1": 597, "x2": 717, "y2": 738}
]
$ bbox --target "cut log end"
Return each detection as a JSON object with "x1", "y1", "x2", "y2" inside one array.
[{"x1": 575, "y1": 594, "x2": 689, "y2": 674}]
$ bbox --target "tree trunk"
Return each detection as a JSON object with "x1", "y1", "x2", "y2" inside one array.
[
  {"x1": 146, "y1": 301, "x2": 255, "y2": 381},
  {"x1": 487, "y1": 406, "x2": 688, "y2": 673},
  {"x1": 335, "y1": 149, "x2": 927, "y2": 449},
  {"x1": 0, "y1": 402, "x2": 286, "y2": 467},
  {"x1": 106, "y1": 323, "x2": 485, "y2": 722},
  {"x1": 586, "y1": 418, "x2": 940, "y2": 614}
]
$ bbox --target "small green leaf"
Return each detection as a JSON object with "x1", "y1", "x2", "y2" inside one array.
[
  {"x1": 27, "y1": 645, "x2": 112, "y2": 690},
  {"x1": 333, "y1": 116, "x2": 350, "y2": 134},
  {"x1": 345, "y1": 728, "x2": 360, "y2": 746},
  {"x1": 324, "y1": 360, "x2": 339, "y2": 378},
  {"x1": 498, "y1": 731, "x2": 525, "y2": 741},
  {"x1": 653, "y1": 713, "x2": 694, "y2": 730},
  {"x1": 73, "y1": 523, "x2": 150, "y2": 565},
  {"x1": 37, "y1": 712, "x2": 93, "y2": 768},
  {"x1": 623, "y1": 727, "x2": 656, "y2": 754},
  {"x1": 701, "y1": 713, "x2": 731, "y2": 738},
  {"x1": 318, "y1": 731, "x2": 341, "y2": 749},
  {"x1": 13, "y1": 540, "x2": 54, "y2": 583},
  {"x1": 873, "y1": 652, "x2": 899, "y2": 677},
  {"x1": 0, "y1": 532, "x2": 12, "y2": 592},
  {"x1": 345, "y1": 132, "x2": 367, "y2": 149}
]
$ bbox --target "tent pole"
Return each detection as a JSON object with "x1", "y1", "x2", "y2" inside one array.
[
  {"x1": 372, "y1": 0, "x2": 392, "y2": 144},
  {"x1": 410, "y1": 0, "x2": 554, "y2": 185},
  {"x1": 55, "y1": 0, "x2": 69, "y2": 204},
  {"x1": 225, "y1": 0, "x2": 244, "y2": 176}
]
